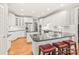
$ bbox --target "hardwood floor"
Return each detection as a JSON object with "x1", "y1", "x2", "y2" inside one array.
[
  {"x1": 8, "y1": 37, "x2": 32, "y2": 55},
  {"x1": 8, "y1": 37, "x2": 79, "y2": 55}
]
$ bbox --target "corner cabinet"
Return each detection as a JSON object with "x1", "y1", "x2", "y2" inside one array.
[{"x1": 0, "y1": 4, "x2": 8, "y2": 55}]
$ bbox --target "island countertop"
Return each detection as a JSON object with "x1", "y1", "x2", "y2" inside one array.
[{"x1": 31, "y1": 32, "x2": 75, "y2": 42}]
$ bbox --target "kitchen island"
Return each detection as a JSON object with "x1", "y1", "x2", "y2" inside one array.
[{"x1": 31, "y1": 32, "x2": 75, "y2": 55}]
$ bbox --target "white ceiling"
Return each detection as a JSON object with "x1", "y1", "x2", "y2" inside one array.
[{"x1": 8, "y1": 3, "x2": 78, "y2": 17}]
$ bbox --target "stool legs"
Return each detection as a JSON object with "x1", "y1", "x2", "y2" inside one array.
[
  {"x1": 66, "y1": 47, "x2": 69, "y2": 55},
  {"x1": 48, "y1": 53, "x2": 50, "y2": 55},
  {"x1": 52, "y1": 49, "x2": 56, "y2": 55},
  {"x1": 43, "y1": 52, "x2": 45, "y2": 55},
  {"x1": 67, "y1": 44, "x2": 77, "y2": 55},
  {"x1": 74, "y1": 43, "x2": 77, "y2": 55},
  {"x1": 58, "y1": 48, "x2": 61, "y2": 55},
  {"x1": 39, "y1": 48, "x2": 46, "y2": 55},
  {"x1": 39, "y1": 48, "x2": 40, "y2": 55},
  {"x1": 57, "y1": 47, "x2": 68, "y2": 55},
  {"x1": 68, "y1": 45, "x2": 71, "y2": 55}
]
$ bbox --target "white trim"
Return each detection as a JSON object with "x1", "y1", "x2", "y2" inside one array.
[{"x1": 73, "y1": 7, "x2": 79, "y2": 52}]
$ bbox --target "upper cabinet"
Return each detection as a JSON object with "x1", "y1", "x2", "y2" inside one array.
[
  {"x1": 8, "y1": 13, "x2": 16, "y2": 26},
  {"x1": 15, "y1": 17, "x2": 33, "y2": 27},
  {"x1": 16, "y1": 17, "x2": 24, "y2": 27},
  {"x1": 40, "y1": 9, "x2": 75, "y2": 27}
]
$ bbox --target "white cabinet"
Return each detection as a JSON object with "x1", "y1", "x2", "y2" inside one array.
[
  {"x1": 40, "y1": 10, "x2": 76, "y2": 31},
  {"x1": 24, "y1": 17, "x2": 34, "y2": 32},
  {"x1": 16, "y1": 17, "x2": 24, "y2": 27},
  {"x1": 8, "y1": 13, "x2": 16, "y2": 26},
  {"x1": 16, "y1": 17, "x2": 34, "y2": 32}
]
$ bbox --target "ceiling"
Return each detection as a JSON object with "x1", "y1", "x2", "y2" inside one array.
[{"x1": 8, "y1": 3, "x2": 78, "y2": 17}]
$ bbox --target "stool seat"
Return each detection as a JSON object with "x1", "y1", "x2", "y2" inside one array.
[
  {"x1": 63, "y1": 40, "x2": 76, "y2": 45},
  {"x1": 39, "y1": 44, "x2": 56, "y2": 53},
  {"x1": 53, "y1": 42, "x2": 68, "y2": 48}
]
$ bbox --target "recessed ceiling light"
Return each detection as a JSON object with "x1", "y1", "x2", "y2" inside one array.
[
  {"x1": 60, "y1": 4, "x2": 65, "y2": 7},
  {"x1": 21, "y1": 9, "x2": 24, "y2": 11},
  {"x1": 37, "y1": 16, "x2": 40, "y2": 18},
  {"x1": 62, "y1": 11, "x2": 67, "y2": 14},
  {"x1": 41, "y1": 12, "x2": 45, "y2": 15},
  {"x1": 21, "y1": 13, "x2": 24, "y2": 15},
  {"x1": 32, "y1": 11, "x2": 35, "y2": 13},
  {"x1": 47, "y1": 8, "x2": 50, "y2": 11}
]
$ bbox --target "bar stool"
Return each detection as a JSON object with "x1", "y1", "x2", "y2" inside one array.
[
  {"x1": 63, "y1": 40, "x2": 77, "y2": 55},
  {"x1": 53, "y1": 42, "x2": 68, "y2": 55},
  {"x1": 39, "y1": 44, "x2": 56, "y2": 55}
]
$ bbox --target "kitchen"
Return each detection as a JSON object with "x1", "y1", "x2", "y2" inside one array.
[{"x1": 0, "y1": 3, "x2": 78, "y2": 55}]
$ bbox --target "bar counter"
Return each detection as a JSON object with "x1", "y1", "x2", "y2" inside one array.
[{"x1": 31, "y1": 32, "x2": 75, "y2": 55}]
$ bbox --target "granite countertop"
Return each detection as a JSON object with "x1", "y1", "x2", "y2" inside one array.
[{"x1": 31, "y1": 33, "x2": 75, "y2": 42}]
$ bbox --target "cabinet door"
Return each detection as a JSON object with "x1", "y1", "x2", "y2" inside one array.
[{"x1": 16, "y1": 17, "x2": 24, "y2": 27}]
